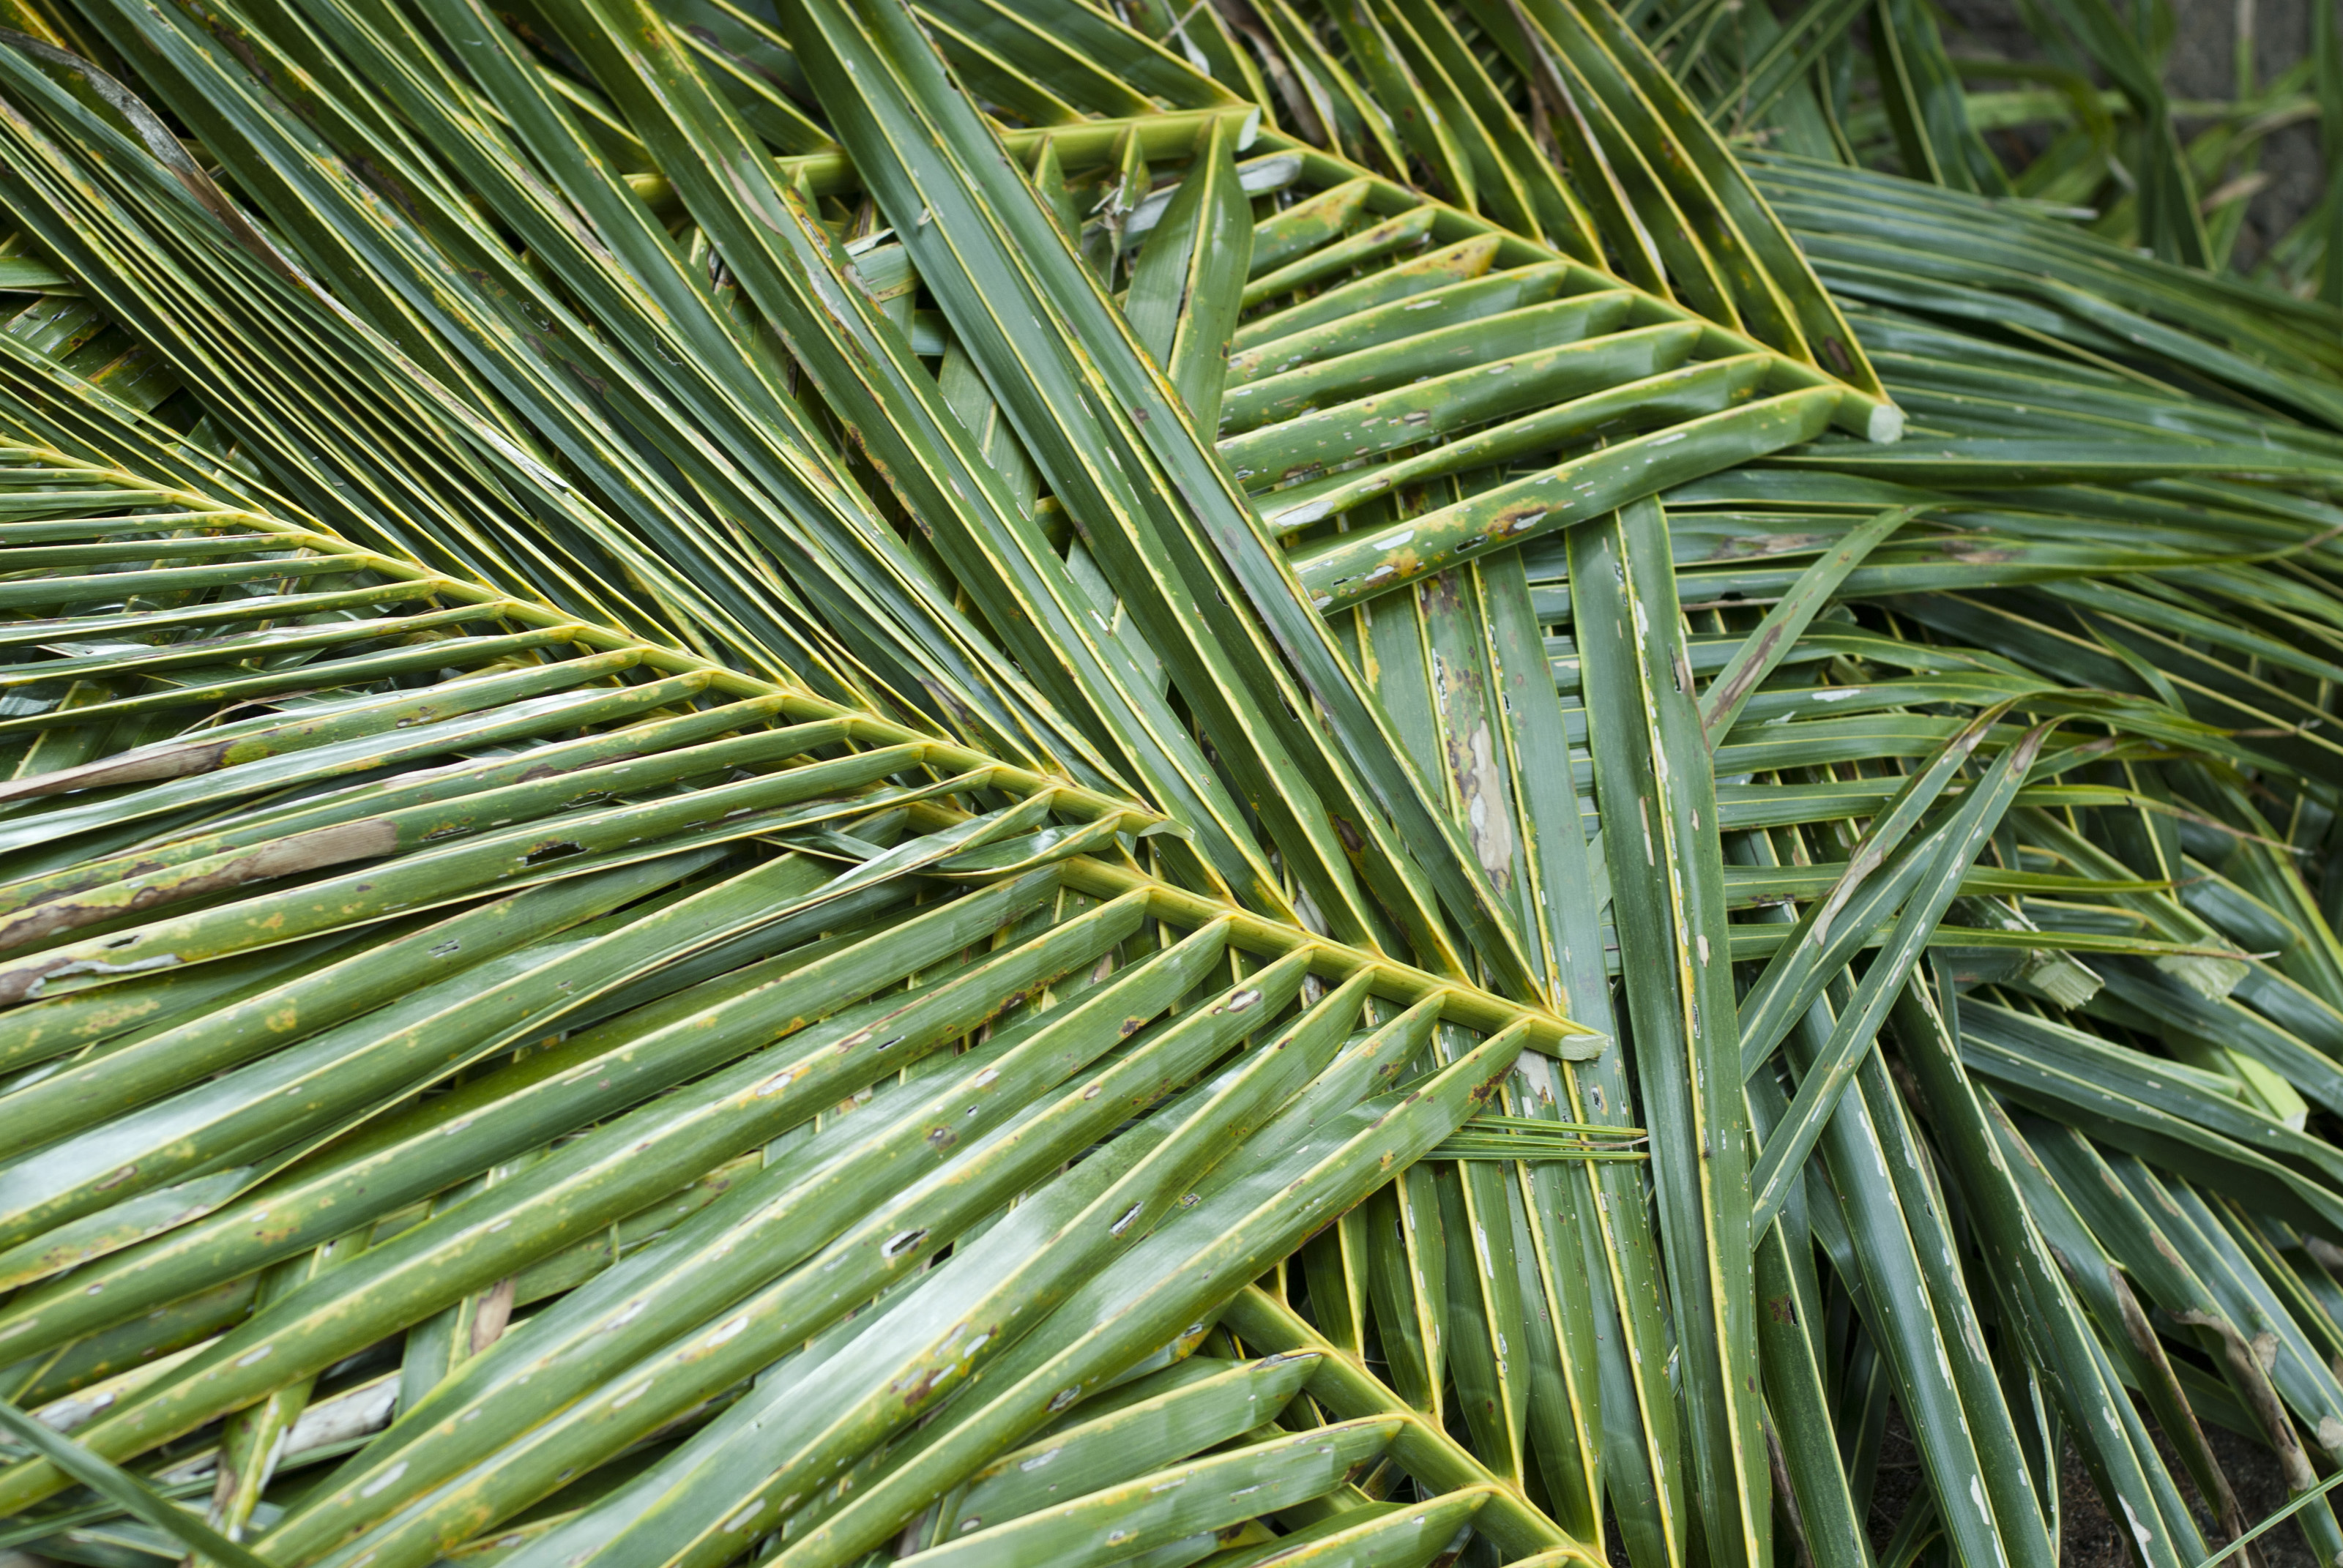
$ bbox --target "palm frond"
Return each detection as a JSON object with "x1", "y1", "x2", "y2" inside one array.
[{"x1": 0, "y1": 1, "x2": 2340, "y2": 1567}]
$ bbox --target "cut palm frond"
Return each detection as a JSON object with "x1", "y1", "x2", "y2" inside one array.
[{"x1": 0, "y1": 1, "x2": 2338, "y2": 1567}]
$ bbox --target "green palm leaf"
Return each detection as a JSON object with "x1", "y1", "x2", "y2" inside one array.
[{"x1": 1, "y1": 0, "x2": 2342, "y2": 1565}]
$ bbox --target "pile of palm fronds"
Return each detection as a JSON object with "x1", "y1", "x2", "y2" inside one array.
[{"x1": 0, "y1": 0, "x2": 2336, "y2": 1563}]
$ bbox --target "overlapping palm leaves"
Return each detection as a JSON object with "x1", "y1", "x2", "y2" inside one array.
[{"x1": 0, "y1": 0, "x2": 2338, "y2": 1564}]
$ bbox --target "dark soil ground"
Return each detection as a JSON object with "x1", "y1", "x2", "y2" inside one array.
[{"x1": 1866, "y1": 1404, "x2": 2321, "y2": 1568}]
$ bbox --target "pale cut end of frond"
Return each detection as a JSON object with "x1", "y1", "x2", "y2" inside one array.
[
  {"x1": 2017, "y1": 952, "x2": 2103, "y2": 1010},
  {"x1": 1865, "y1": 400, "x2": 1906, "y2": 444},
  {"x1": 2156, "y1": 952, "x2": 2250, "y2": 1001},
  {"x1": 1124, "y1": 152, "x2": 1301, "y2": 240}
]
